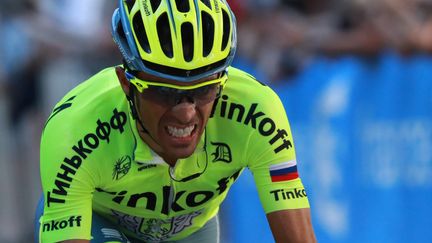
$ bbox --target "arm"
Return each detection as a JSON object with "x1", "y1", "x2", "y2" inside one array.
[
  {"x1": 267, "y1": 208, "x2": 316, "y2": 243},
  {"x1": 39, "y1": 97, "x2": 97, "y2": 242},
  {"x1": 234, "y1": 70, "x2": 316, "y2": 242}
]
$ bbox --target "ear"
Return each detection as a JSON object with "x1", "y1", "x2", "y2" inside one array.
[{"x1": 115, "y1": 66, "x2": 130, "y2": 96}]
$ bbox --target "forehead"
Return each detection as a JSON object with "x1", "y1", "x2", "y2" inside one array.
[{"x1": 135, "y1": 71, "x2": 219, "y2": 87}]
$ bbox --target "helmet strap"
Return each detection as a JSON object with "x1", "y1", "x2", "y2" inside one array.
[
  {"x1": 121, "y1": 58, "x2": 149, "y2": 133},
  {"x1": 127, "y1": 82, "x2": 168, "y2": 151},
  {"x1": 127, "y1": 84, "x2": 148, "y2": 134},
  {"x1": 122, "y1": 59, "x2": 158, "y2": 142}
]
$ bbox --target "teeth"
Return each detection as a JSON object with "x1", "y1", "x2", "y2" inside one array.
[{"x1": 167, "y1": 125, "x2": 195, "y2": 138}]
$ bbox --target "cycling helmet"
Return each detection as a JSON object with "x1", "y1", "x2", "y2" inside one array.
[{"x1": 111, "y1": 0, "x2": 237, "y2": 82}]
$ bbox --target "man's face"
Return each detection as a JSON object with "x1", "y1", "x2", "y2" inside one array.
[{"x1": 120, "y1": 69, "x2": 220, "y2": 165}]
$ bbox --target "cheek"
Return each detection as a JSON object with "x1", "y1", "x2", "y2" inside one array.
[
  {"x1": 138, "y1": 99, "x2": 166, "y2": 128},
  {"x1": 199, "y1": 101, "x2": 216, "y2": 121}
]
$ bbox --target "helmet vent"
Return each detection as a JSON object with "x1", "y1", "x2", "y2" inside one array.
[
  {"x1": 201, "y1": 11, "x2": 214, "y2": 57},
  {"x1": 149, "y1": 0, "x2": 161, "y2": 13},
  {"x1": 221, "y1": 9, "x2": 231, "y2": 51},
  {"x1": 133, "y1": 12, "x2": 151, "y2": 53},
  {"x1": 200, "y1": 0, "x2": 212, "y2": 9},
  {"x1": 175, "y1": 0, "x2": 190, "y2": 12},
  {"x1": 181, "y1": 22, "x2": 194, "y2": 62},
  {"x1": 125, "y1": 0, "x2": 135, "y2": 13},
  {"x1": 157, "y1": 13, "x2": 174, "y2": 58}
]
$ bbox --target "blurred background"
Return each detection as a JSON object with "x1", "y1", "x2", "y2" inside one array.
[{"x1": 0, "y1": 0, "x2": 431, "y2": 242}]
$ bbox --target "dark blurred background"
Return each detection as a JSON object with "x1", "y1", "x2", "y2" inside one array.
[{"x1": 0, "y1": 0, "x2": 431, "y2": 242}]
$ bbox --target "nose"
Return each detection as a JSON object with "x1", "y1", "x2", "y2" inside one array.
[{"x1": 171, "y1": 98, "x2": 197, "y2": 124}]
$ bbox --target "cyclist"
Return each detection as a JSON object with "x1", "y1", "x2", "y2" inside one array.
[{"x1": 35, "y1": 0, "x2": 316, "y2": 242}]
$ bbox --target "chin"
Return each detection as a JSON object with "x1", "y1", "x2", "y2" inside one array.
[{"x1": 170, "y1": 144, "x2": 198, "y2": 159}]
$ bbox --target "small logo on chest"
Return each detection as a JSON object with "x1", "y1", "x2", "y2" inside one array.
[
  {"x1": 113, "y1": 155, "x2": 132, "y2": 180},
  {"x1": 210, "y1": 142, "x2": 232, "y2": 163}
]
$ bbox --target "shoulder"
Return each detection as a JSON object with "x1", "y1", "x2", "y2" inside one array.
[
  {"x1": 43, "y1": 67, "x2": 127, "y2": 131},
  {"x1": 208, "y1": 67, "x2": 292, "y2": 158},
  {"x1": 214, "y1": 66, "x2": 286, "y2": 121},
  {"x1": 226, "y1": 67, "x2": 268, "y2": 89},
  {"x1": 41, "y1": 66, "x2": 131, "y2": 153},
  {"x1": 224, "y1": 66, "x2": 282, "y2": 105},
  {"x1": 39, "y1": 66, "x2": 135, "y2": 188}
]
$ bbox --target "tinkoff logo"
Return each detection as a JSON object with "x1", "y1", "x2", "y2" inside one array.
[
  {"x1": 47, "y1": 108, "x2": 128, "y2": 206},
  {"x1": 42, "y1": 216, "x2": 82, "y2": 232},
  {"x1": 212, "y1": 95, "x2": 292, "y2": 154},
  {"x1": 270, "y1": 188, "x2": 307, "y2": 201}
]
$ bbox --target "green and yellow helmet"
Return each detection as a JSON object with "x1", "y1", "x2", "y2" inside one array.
[{"x1": 111, "y1": 0, "x2": 237, "y2": 82}]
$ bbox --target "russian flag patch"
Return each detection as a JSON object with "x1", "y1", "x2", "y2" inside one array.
[{"x1": 269, "y1": 160, "x2": 299, "y2": 182}]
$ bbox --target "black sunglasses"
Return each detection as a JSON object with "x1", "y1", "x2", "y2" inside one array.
[{"x1": 125, "y1": 71, "x2": 227, "y2": 106}]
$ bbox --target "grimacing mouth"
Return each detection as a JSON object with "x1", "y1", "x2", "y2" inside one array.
[{"x1": 166, "y1": 124, "x2": 197, "y2": 138}]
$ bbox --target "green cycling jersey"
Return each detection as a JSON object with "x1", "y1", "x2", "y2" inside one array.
[{"x1": 39, "y1": 66, "x2": 310, "y2": 242}]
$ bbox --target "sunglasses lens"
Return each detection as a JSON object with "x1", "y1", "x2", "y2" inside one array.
[
  {"x1": 142, "y1": 83, "x2": 221, "y2": 105},
  {"x1": 187, "y1": 84, "x2": 221, "y2": 103},
  {"x1": 126, "y1": 70, "x2": 226, "y2": 105}
]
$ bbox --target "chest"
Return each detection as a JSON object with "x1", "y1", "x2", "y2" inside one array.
[{"x1": 94, "y1": 152, "x2": 244, "y2": 217}]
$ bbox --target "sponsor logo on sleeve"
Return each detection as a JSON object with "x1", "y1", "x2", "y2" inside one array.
[
  {"x1": 270, "y1": 188, "x2": 307, "y2": 201},
  {"x1": 42, "y1": 215, "x2": 82, "y2": 232},
  {"x1": 211, "y1": 95, "x2": 292, "y2": 154},
  {"x1": 47, "y1": 108, "x2": 128, "y2": 206},
  {"x1": 269, "y1": 160, "x2": 298, "y2": 182}
]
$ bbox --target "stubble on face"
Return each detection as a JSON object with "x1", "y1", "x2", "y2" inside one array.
[{"x1": 136, "y1": 96, "x2": 215, "y2": 166}]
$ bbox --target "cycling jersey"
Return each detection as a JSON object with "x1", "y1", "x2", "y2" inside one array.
[{"x1": 39, "y1": 66, "x2": 310, "y2": 242}]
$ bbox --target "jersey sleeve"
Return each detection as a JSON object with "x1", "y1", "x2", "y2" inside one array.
[
  {"x1": 39, "y1": 98, "x2": 98, "y2": 242},
  {"x1": 244, "y1": 81, "x2": 310, "y2": 214}
]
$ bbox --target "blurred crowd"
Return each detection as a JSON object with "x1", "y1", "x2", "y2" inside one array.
[
  {"x1": 0, "y1": 1, "x2": 118, "y2": 242},
  {"x1": 233, "y1": 0, "x2": 432, "y2": 81},
  {"x1": 0, "y1": 0, "x2": 431, "y2": 242}
]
